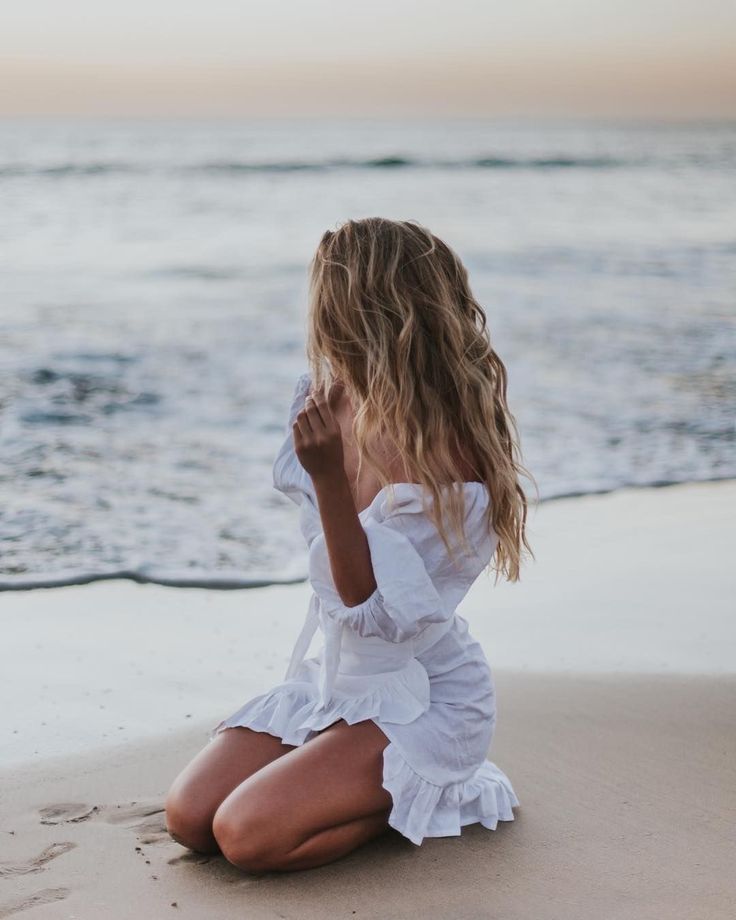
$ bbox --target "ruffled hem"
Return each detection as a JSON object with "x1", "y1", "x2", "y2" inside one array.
[
  {"x1": 381, "y1": 742, "x2": 520, "y2": 846},
  {"x1": 211, "y1": 682, "x2": 324, "y2": 746},
  {"x1": 210, "y1": 661, "x2": 430, "y2": 747},
  {"x1": 211, "y1": 681, "x2": 519, "y2": 848}
]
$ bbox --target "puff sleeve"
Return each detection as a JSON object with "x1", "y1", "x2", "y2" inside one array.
[
  {"x1": 284, "y1": 372, "x2": 312, "y2": 428},
  {"x1": 307, "y1": 487, "x2": 491, "y2": 644},
  {"x1": 271, "y1": 372, "x2": 312, "y2": 501}
]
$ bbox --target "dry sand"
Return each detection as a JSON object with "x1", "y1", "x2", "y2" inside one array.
[{"x1": 1, "y1": 481, "x2": 735, "y2": 918}]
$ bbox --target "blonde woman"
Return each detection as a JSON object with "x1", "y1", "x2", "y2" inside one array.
[{"x1": 165, "y1": 217, "x2": 531, "y2": 872}]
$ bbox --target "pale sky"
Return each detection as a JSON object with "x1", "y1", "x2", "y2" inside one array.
[{"x1": 2, "y1": 0, "x2": 735, "y2": 117}]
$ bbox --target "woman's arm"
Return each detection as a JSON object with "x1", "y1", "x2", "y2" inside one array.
[
  {"x1": 311, "y1": 469, "x2": 377, "y2": 607},
  {"x1": 292, "y1": 387, "x2": 377, "y2": 607}
]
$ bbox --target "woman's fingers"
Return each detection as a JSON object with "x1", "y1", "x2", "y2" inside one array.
[
  {"x1": 304, "y1": 393, "x2": 326, "y2": 430},
  {"x1": 317, "y1": 387, "x2": 339, "y2": 421},
  {"x1": 306, "y1": 387, "x2": 338, "y2": 432},
  {"x1": 292, "y1": 387, "x2": 345, "y2": 478},
  {"x1": 294, "y1": 387, "x2": 339, "y2": 452},
  {"x1": 294, "y1": 401, "x2": 323, "y2": 443},
  {"x1": 297, "y1": 411, "x2": 312, "y2": 435},
  {"x1": 293, "y1": 408, "x2": 312, "y2": 440},
  {"x1": 292, "y1": 419, "x2": 304, "y2": 446}
]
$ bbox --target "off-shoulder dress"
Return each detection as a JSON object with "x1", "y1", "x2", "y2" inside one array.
[{"x1": 211, "y1": 372, "x2": 519, "y2": 845}]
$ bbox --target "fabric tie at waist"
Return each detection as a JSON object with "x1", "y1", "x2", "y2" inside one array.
[{"x1": 284, "y1": 592, "x2": 344, "y2": 710}]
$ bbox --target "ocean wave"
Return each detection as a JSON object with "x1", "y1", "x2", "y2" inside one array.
[
  {"x1": 0, "y1": 162, "x2": 139, "y2": 177},
  {"x1": 0, "y1": 154, "x2": 658, "y2": 179}
]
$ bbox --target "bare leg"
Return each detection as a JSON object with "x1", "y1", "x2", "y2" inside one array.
[
  {"x1": 165, "y1": 727, "x2": 294, "y2": 854},
  {"x1": 212, "y1": 718, "x2": 393, "y2": 872},
  {"x1": 268, "y1": 810, "x2": 392, "y2": 871}
]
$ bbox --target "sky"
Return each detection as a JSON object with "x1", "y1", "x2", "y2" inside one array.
[{"x1": 2, "y1": 0, "x2": 735, "y2": 118}]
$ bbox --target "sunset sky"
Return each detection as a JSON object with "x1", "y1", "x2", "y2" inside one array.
[{"x1": 3, "y1": 0, "x2": 735, "y2": 118}]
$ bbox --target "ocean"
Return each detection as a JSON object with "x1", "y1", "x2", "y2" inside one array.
[{"x1": 1, "y1": 118, "x2": 734, "y2": 588}]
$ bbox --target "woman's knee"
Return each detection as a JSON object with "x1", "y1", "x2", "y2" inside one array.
[
  {"x1": 212, "y1": 798, "x2": 290, "y2": 872},
  {"x1": 164, "y1": 781, "x2": 220, "y2": 855}
]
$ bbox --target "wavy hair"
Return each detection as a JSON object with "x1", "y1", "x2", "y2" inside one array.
[{"x1": 306, "y1": 217, "x2": 534, "y2": 582}]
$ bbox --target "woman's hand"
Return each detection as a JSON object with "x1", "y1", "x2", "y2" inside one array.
[
  {"x1": 294, "y1": 380, "x2": 377, "y2": 606},
  {"x1": 293, "y1": 386, "x2": 345, "y2": 482}
]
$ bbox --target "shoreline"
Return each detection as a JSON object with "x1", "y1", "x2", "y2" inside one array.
[{"x1": 2, "y1": 474, "x2": 733, "y2": 592}]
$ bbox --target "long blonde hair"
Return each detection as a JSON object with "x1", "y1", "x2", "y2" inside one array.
[{"x1": 307, "y1": 217, "x2": 533, "y2": 582}]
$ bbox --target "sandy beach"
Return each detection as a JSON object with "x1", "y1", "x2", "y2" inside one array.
[{"x1": 2, "y1": 481, "x2": 735, "y2": 919}]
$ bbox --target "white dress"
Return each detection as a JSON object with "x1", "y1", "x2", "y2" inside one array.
[{"x1": 211, "y1": 372, "x2": 519, "y2": 845}]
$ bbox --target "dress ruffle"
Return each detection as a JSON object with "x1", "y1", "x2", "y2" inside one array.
[
  {"x1": 211, "y1": 679, "x2": 519, "y2": 847},
  {"x1": 381, "y1": 742, "x2": 519, "y2": 846},
  {"x1": 211, "y1": 656, "x2": 431, "y2": 747}
]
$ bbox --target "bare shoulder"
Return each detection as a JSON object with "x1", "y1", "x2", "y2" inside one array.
[{"x1": 336, "y1": 405, "x2": 478, "y2": 492}]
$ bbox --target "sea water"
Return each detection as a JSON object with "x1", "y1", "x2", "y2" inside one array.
[{"x1": 1, "y1": 118, "x2": 734, "y2": 586}]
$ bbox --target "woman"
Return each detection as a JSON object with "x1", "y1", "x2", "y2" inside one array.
[{"x1": 165, "y1": 217, "x2": 531, "y2": 872}]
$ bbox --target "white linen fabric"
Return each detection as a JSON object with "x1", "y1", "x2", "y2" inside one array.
[{"x1": 211, "y1": 372, "x2": 519, "y2": 845}]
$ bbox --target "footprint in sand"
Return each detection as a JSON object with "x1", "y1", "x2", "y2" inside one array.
[
  {"x1": 0, "y1": 887, "x2": 69, "y2": 919},
  {"x1": 39, "y1": 803, "x2": 98, "y2": 826},
  {"x1": 0, "y1": 843, "x2": 76, "y2": 878},
  {"x1": 103, "y1": 801, "x2": 169, "y2": 845},
  {"x1": 167, "y1": 852, "x2": 212, "y2": 867}
]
